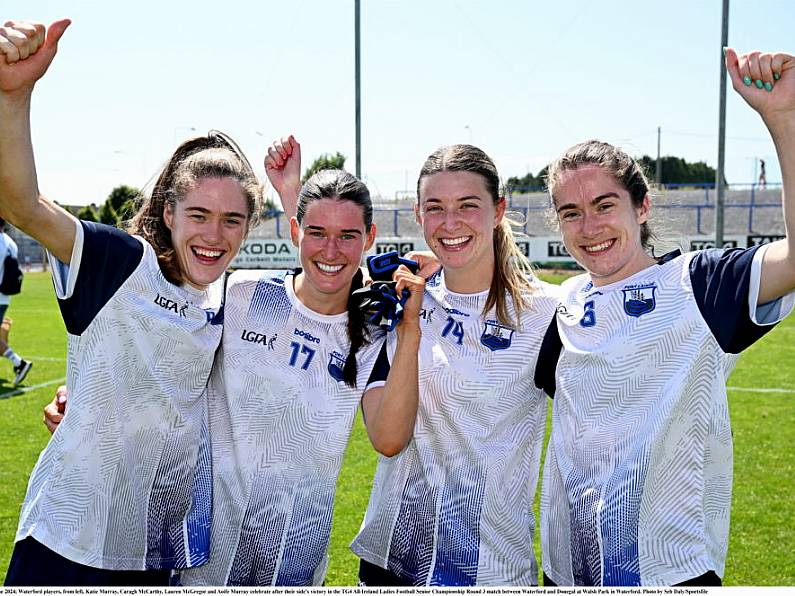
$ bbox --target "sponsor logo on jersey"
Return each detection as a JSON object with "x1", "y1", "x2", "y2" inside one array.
[
  {"x1": 294, "y1": 328, "x2": 321, "y2": 344},
  {"x1": 241, "y1": 329, "x2": 267, "y2": 345},
  {"x1": 556, "y1": 303, "x2": 579, "y2": 322},
  {"x1": 154, "y1": 293, "x2": 189, "y2": 318},
  {"x1": 622, "y1": 283, "x2": 656, "y2": 317},
  {"x1": 444, "y1": 307, "x2": 470, "y2": 318},
  {"x1": 420, "y1": 307, "x2": 435, "y2": 324},
  {"x1": 480, "y1": 319, "x2": 514, "y2": 351},
  {"x1": 327, "y1": 350, "x2": 347, "y2": 382},
  {"x1": 240, "y1": 329, "x2": 278, "y2": 349}
]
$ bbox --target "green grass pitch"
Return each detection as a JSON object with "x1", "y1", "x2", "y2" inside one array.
[{"x1": 0, "y1": 271, "x2": 792, "y2": 585}]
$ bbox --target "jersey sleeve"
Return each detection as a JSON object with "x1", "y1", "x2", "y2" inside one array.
[
  {"x1": 690, "y1": 245, "x2": 794, "y2": 354},
  {"x1": 5, "y1": 234, "x2": 18, "y2": 258},
  {"x1": 533, "y1": 313, "x2": 562, "y2": 397},
  {"x1": 364, "y1": 337, "x2": 391, "y2": 392},
  {"x1": 48, "y1": 219, "x2": 145, "y2": 336}
]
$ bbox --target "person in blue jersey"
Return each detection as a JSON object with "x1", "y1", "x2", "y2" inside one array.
[
  {"x1": 535, "y1": 48, "x2": 795, "y2": 587},
  {"x1": 339, "y1": 145, "x2": 560, "y2": 586},
  {"x1": 175, "y1": 139, "x2": 425, "y2": 586},
  {"x1": 1, "y1": 19, "x2": 261, "y2": 586}
]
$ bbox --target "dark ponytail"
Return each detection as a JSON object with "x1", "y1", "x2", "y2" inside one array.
[{"x1": 342, "y1": 268, "x2": 369, "y2": 387}]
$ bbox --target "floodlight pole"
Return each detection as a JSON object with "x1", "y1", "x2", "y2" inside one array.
[
  {"x1": 715, "y1": 0, "x2": 729, "y2": 247},
  {"x1": 656, "y1": 126, "x2": 662, "y2": 186},
  {"x1": 355, "y1": 0, "x2": 361, "y2": 179}
]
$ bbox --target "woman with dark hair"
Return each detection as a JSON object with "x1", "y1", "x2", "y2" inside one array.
[
  {"x1": 536, "y1": 48, "x2": 795, "y2": 586},
  {"x1": 266, "y1": 143, "x2": 559, "y2": 586},
  {"x1": 175, "y1": 138, "x2": 424, "y2": 586},
  {"x1": 1, "y1": 19, "x2": 261, "y2": 585}
]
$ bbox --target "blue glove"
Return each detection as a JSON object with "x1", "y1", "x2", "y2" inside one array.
[{"x1": 352, "y1": 251, "x2": 419, "y2": 331}]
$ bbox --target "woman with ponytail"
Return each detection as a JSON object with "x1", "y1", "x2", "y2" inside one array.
[
  {"x1": 350, "y1": 144, "x2": 561, "y2": 586},
  {"x1": 176, "y1": 136, "x2": 424, "y2": 586},
  {"x1": 1, "y1": 19, "x2": 260, "y2": 586}
]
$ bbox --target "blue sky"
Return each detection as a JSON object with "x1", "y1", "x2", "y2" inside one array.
[{"x1": 15, "y1": 0, "x2": 795, "y2": 205}]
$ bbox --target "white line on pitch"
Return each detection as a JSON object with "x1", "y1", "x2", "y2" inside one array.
[
  {"x1": 26, "y1": 356, "x2": 66, "y2": 362},
  {"x1": 0, "y1": 377, "x2": 66, "y2": 400},
  {"x1": 728, "y1": 386, "x2": 795, "y2": 395}
]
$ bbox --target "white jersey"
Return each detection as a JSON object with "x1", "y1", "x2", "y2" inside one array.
[
  {"x1": 0, "y1": 231, "x2": 18, "y2": 304},
  {"x1": 537, "y1": 247, "x2": 795, "y2": 586},
  {"x1": 351, "y1": 271, "x2": 560, "y2": 586},
  {"x1": 179, "y1": 269, "x2": 387, "y2": 587},
  {"x1": 16, "y1": 220, "x2": 221, "y2": 570}
]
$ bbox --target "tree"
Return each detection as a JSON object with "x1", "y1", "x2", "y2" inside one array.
[
  {"x1": 106, "y1": 185, "x2": 140, "y2": 212},
  {"x1": 98, "y1": 201, "x2": 119, "y2": 227},
  {"x1": 77, "y1": 204, "x2": 98, "y2": 222},
  {"x1": 507, "y1": 155, "x2": 718, "y2": 194},
  {"x1": 506, "y1": 165, "x2": 549, "y2": 194},
  {"x1": 636, "y1": 155, "x2": 716, "y2": 186},
  {"x1": 302, "y1": 152, "x2": 346, "y2": 183},
  {"x1": 117, "y1": 198, "x2": 137, "y2": 222},
  {"x1": 506, "y1": 172, "x2": 542, "y2": 193}
]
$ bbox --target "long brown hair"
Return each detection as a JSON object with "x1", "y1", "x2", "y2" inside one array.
[
  {"x1": 128, "y1": 130, "x2": 262, "y2": 284},
  {"x1": 417, "y1": 144, "x2": 533, "y2": 327}
]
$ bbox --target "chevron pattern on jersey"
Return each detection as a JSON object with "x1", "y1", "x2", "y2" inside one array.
[
  {"x1": 181, "y1": 270, "x2": 384, "y2": 586},
  {"x1": 276, "y1": 481, "x2": 336, "y2": 586},
  {"x1": 227, "y1": 475, "x2": 289, "y2": 586},
  {"x1": 386, "y1": 449, "x2": 439, "y2": 585},
  {"x1": 248, "y1": 273, "x2": 291, "y2": 326},
  {"x1": 543, "y1": 251, "x2": 769, "y2": 586},
  {"x1": 16, "y1": 237, "x2": 221, "y2": 570},
  {"x1": 184, "y1": 411, "x2": 212, "y2": 567},
  {"x1": 430, "y1": 455, "x2": 485, "y2": 586},
  {"x1": 352, "y1": 272, "x2": 561, "y2": 586}
]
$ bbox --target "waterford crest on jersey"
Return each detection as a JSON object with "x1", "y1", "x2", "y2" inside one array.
[
  {"x1": 537, "y1": 247, "x2": 795, "y2": 586},
  {"x1": 16, "y1": 220, "x2": 221, "y2": 570},
  {"x1": 179, "y1": 269, "x2": 386, "y2": 587},
  {"x1": 351, "y1": 271, "x2": 560, "y2": 586}
]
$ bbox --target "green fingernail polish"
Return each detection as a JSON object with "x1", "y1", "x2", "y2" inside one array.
[
  {"x1": 774, "y1": 72, "x2": 781, "y2": 80},
  {"x1": 743, "y1": 75, "x2": 752, "y2": 86},
  {"x1": 765, "y1": 81, "x2": 773, "y2": 92},
  {"x1": 755, "y1": 79, "x2": 764, "y2": 89}
]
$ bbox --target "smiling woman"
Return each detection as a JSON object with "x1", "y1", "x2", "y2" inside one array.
[
  {"x1": 0, "y1": 19, "x2": 261, "y2": 586},
  {"x1": 535, "y1": 47, "x2": 795, "y2": 587},
  {"x1": 350, "y1": 144, "x2": 562, "y2": 587},
  {"x1": 173, "y1": 140, "x2": 425, "y2": 587},
  {"x1": 290, "y1": 169, "x2": 376, "y2": 315}
]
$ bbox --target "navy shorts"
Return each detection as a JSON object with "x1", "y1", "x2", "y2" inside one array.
[{"x1": 5, "y1": 537, "x2": 171, "y2": 586}]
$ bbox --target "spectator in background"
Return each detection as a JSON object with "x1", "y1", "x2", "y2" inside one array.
[
  {"x1": 759, "y1": 158, "x2": 767, "y2": 187},
  {"x1": 0, "y1": 218, "x2": 31, "y2": 386}
]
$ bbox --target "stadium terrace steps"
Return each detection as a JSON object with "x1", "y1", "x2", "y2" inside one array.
[{"x1": 248, "y1": 188, "x2": 785, "y2": 240}]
